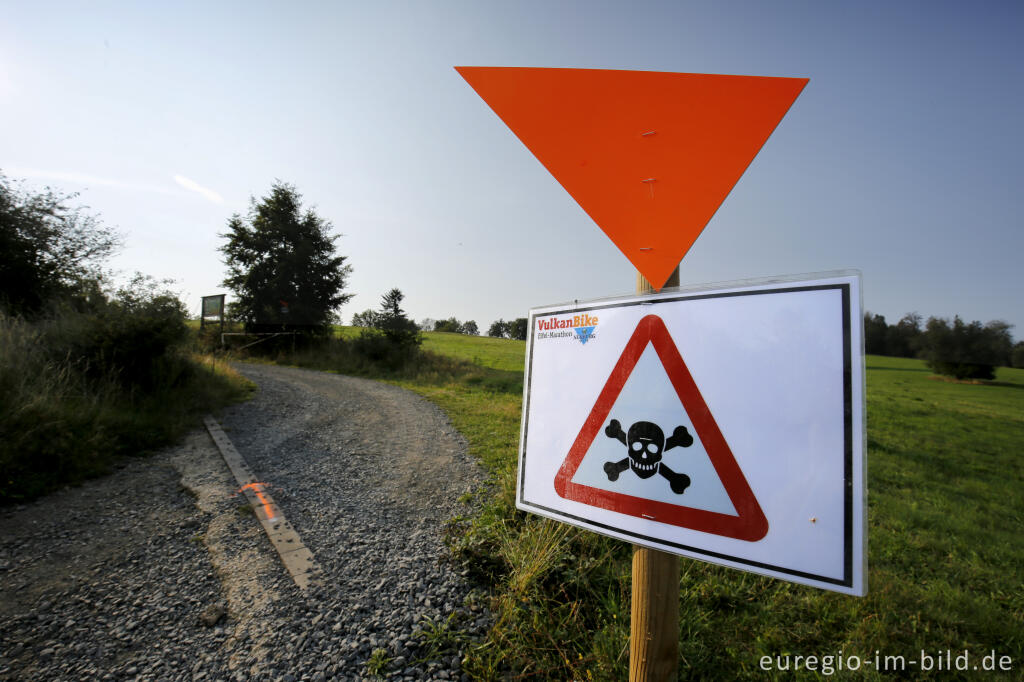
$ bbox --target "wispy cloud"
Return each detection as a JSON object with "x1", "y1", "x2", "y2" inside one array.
[
  {"x1": 7, "y1": 167, "x2": 177, "y2": 196},
  {"x1": 174, "y1": 175, "x2": 224, "y2": 204},
  {"x1": 5, "y1": 168, "x2": 226, "y2": 206}
]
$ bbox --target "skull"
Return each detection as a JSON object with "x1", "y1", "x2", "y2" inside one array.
[{"x1": 626, "y1": 421, "x2": 664, "y2": 479}]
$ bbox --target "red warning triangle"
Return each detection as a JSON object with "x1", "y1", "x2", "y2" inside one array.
[
  {"x1": 455, "y1": 67, "x2": 808, "y2": 290},
  {"x1": 554, "y1": 314, "x2": 768, "y2": 541}
]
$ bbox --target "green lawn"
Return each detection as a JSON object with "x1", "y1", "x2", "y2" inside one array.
[
  {"x1": 396, "y1": 338, "x2": 1024, "y2": 680},
  {"x1": 333, "y1": 325, "x2": 527, "y2": 372},
  {"x1": 420, "y1": 331, "x2": 526, "y2": 373}
]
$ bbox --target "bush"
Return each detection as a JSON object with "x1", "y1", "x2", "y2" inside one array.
[
  {"x1": 48, "y1": 274, "x2": 189, "y2": 389},
  {"x1": 920, "y1": 316, "x2": 1013, "y2": 380},
  {"x1": 351, "y1": 328, "x2": 419, "y2": 371},
  {"x1": 0, "y1": 278, "x2": 250, "y2": 503}
]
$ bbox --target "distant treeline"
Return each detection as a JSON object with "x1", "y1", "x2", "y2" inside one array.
[{"x1": 865, "y1": 312, "x2": 1023, "y2": 378}]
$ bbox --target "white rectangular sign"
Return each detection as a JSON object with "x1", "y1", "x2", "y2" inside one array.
[{"x1": 517, "y1": 272, "x2": 866, "y2": 595}]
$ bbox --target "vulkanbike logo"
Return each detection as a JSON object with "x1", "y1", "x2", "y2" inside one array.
[{"x1": 537, "y1": 314, "x2": 599, "y2": 344}]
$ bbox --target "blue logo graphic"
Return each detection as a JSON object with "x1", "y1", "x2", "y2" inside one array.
[{"x1": 574, "y1": 326, "x2": 596, "y2": 345}]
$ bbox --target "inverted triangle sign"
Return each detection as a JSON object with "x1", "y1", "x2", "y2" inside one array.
[
  {"x1": 456, "y1": 67, "x2": 808, "y2": 290},
  {"x1": 554, "y1": 314, "x2": 768, "y2": 541}
]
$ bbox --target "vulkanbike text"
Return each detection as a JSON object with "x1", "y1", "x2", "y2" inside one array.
[{"x1": 538, "y1": 314, "x2": 598, "y2": 330}]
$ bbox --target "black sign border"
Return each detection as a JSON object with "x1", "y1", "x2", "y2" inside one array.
[{"x1": 519, "y1": 282, "x2": 856, "y2": 589}]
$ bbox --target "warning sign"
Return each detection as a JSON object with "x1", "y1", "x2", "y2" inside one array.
[
  {"x1": 554, "y1": 314, "x2": 768, "y2": 541},
  {"x1": 517, "y1": 273, "x2": 867, "y2": 595}
]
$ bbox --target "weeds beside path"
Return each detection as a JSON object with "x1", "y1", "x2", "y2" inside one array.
[{"x1": 0, "y1": 312, "x2": 253, "y2": 504}]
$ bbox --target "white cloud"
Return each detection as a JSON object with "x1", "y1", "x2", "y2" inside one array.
[
  {"x1": 7, "y1": 167, "x2": 177, "y2": 196},
  {"x1": 173, "y1": 175, "x2": 224, "y2": 204}
]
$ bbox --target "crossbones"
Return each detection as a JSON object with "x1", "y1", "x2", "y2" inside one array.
[{"x1": 602, "y1": 419, "x2": 693, "y2": 494}]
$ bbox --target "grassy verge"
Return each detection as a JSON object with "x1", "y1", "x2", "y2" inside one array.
[
  {"x1": 1, "y1": 313, "x2": 253, "y2": 504},
  {"x1": 240, "y1": 334, "x2": 1024, "y2": 680}
]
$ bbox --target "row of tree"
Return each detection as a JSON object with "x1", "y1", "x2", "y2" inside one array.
[
  {"x1": 58, "y1": 175, "x2": 1010, "y2": 381},
  {"x1": 865, "y1": 311, "x2": 1022, "y2": 379},
  {"x1": 412, "y1": 317, "x2": 529, "y2": 339},
  {"x1": 217, "y1": 183, "x2": 1023, "y2": 380},
  {"x1": 219, "y1": 183, "x2": 535, "y2": 345},
  {"x1": 428, "y1": 317, "x2": 479, "y2": 335},
  {"x1": 488, "y1": 318, "x2": 528, "y2": 340}
]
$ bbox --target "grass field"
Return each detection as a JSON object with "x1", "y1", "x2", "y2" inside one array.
[
  {"x1": 249, "y1": 330, "x2": 1023, "y2": 679},
  {"x1": 420, "y1": 330, "x2": 526, "y2": 373},
  {"x1": 389, "y1": 335, "x2": 1024, "y2": 680}
]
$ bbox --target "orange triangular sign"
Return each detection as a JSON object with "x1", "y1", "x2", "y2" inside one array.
[
  {"x1": 456, "y1": 67, "x2": 808, "y2": 289},
  {"x1": 554, "y1": 314, "x2": 768, "y2": 541}
]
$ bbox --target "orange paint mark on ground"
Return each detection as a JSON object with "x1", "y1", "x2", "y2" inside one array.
[{"x1": 240, "y1": 482, "x2": 276, "y2": 518}]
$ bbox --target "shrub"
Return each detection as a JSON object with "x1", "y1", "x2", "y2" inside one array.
[
  {"x1": 0, "y1": 278, "x2": 250, "y2": 503},
  {"x1": 351, "y1": 328, "x2": 419, "y2": 370},
  {"x1": 920, "y1": 316, "x2": 1013, "y2": 380},
  {"x1": 47, "y1": 274, "x2": 189, "y2": 389}
]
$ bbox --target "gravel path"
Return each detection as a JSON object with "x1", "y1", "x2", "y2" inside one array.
[{"x1": 0, "y1": 362, "x2": 489, "y2": 681}]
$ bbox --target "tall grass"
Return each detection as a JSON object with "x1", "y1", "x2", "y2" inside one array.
[{"x1": 0, "y1": 310, "x2": 251, "y2": 503}]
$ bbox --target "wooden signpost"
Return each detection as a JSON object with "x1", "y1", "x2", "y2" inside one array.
[
  {"x1": 456, "y1": 67, "x2": 865, "y2": 680},
  {"x1": 632, "y1": 267, "x2": 680, "y2": 680}
]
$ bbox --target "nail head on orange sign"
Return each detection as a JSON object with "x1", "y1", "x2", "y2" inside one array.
[{"x1": 455, "y1": 66, "x2": 808, "y2": 290}]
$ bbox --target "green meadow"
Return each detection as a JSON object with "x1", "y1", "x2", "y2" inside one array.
[{"x1": 381, "y1": 334, "x2": 1023, "y2": 680}]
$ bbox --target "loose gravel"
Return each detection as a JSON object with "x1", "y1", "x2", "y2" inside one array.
[{"x1": 0, "y1": 362, "x2": 490, "y2": 680}]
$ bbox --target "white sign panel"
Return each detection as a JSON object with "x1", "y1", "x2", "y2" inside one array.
[{"x1": 517, "y1": 273, "x2": 866, "y2": 595}]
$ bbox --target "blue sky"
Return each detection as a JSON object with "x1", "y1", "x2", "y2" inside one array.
[{"x1": 2, "y1": 1, "x2": 1021, "y2": 337}]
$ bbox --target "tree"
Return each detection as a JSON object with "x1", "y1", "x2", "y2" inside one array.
[
  {"x1": 864, "y1": 311, "x2": 923, "y2": 358},
  {"x1": 509, "y1": 317, "x2": 528, "y2": 341},
  {"x1": 919, "y1": 316, "x2": 1013, "y2": 380},
  {"x1": 418, "y1": 318, "x2": 436, "y2": 332},
  {"x1": 488, "y1": 319, "x2": 508, "y2": 338},
  {"x1": 0, "y1": 172, "x2": 120, "y2": 314},
  {"x1": 485, "y1": 319, "x2": 505, "y2": 337},
  {"x1": 461, "y1": 320, "x2": 479, "y2": 336},
  {"x1": 219, "y1": 182, "x2": 351, "y2": 331},
  {"x1": 351, "y1": 309, "x2": 379, "y2": 327},
  {"x1": 888, "y1": 312, "x2": 923, "y2": 358},
  {"x1": 434, "y1": 317, "x2": 462, "y2": 333},
  {"x1": 374, "y1": 288, "x2": 420, "y2": 346},
  {"x1": 1012, "y1": 341, "x2": 1024, "y2": 369},
  {"x1": 864, "y1": 313, "x2": 888, "y2": 355}
]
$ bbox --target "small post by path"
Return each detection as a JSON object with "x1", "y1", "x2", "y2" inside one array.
[{"x1": 631, "y1": 265, "x2": 681, "y2": 681}]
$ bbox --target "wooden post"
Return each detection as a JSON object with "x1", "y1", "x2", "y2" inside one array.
[{"x1": 630, "y1": 265, "x2": 681, "y2": 681}]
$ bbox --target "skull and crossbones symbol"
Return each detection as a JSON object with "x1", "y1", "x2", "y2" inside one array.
[{"x1": 602, "y1": 419, "x2": 693, "y2": 494}]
